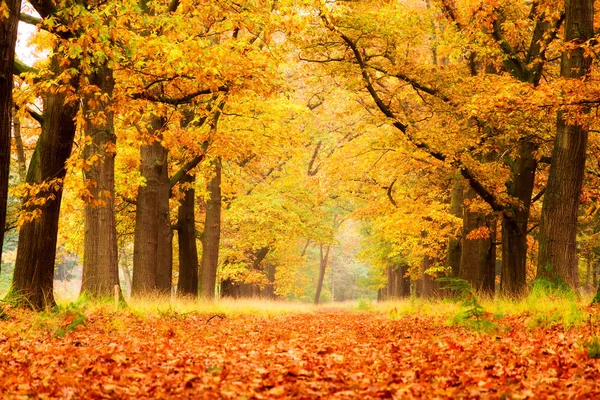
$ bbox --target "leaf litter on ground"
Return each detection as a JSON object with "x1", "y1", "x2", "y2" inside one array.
[{"x1": 1, "y1": 305, "x2": 599, "y2": 399}]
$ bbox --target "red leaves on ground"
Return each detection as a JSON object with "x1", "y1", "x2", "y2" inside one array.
[{"x1": 1, "y1": 310, "x2": 599, "y2": 398}]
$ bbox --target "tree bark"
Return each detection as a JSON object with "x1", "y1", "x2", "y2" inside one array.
[
  {"x1": 199, "y1": 157, "x2": 222, "y2": 300},
  {"x1": 501, "y1": 141, "x2": 537, "y2": 296},
  {"x1": 12, "y1": 108, "x2": 26, "y2": 181},
  {"x1": 9, "y1": 75, "x2": 78, "y2": 309},
  {"x1": 459, "y1": 187, "x2": 496, "y2": 294},
  {"x1": 131, "y1": 119, "x2": 171, "y2": 296},
  {"x1": 447, "y1": 179, "x2": 463, "y2": 277},
  {"x1": 417, "y1": 256, "x2": 435, "y2": 298},
  {"x1": 537, "y1": 0, "x2": 593, "y2": 288},
  {"x1": 176, "y1": 173, "x2": 199, "y2": 297},
  {"x1": 398, "y1": 264, "x2": 410, "y2": 297},
  {"x1": 80, "y1": 66, "x2": 121, "y2": 300},
  {"x1": 0, "y1": 0, "x2": 21, "y2": 267},
  {"x1": 314, "y1": 243, "x2": 331, "y2": 305},
  {"x1": 386, "y1": 265, "x2": 395, "y2": 299}
]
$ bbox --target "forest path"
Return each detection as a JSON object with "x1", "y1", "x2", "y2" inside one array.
[{"x1": 1, "y1": 310, "x2": 599, "y2": 398}]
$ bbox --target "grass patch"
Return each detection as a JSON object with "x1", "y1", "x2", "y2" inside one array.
[{"x1": 483, "y1": 279, "x2": 587, "y2": 330}]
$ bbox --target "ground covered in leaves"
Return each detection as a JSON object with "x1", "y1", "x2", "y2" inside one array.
[{"x1": 1, "y1": 306, "x2": 600, "y2": 399}]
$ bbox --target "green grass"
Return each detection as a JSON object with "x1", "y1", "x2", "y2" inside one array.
[{"x1": 1, "y1": 283, "x2": 596, "y2": 340}]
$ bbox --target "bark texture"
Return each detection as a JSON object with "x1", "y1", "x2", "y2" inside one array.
[
  {"x1": 176, "y1": 173, "x2": 199, "y2": 297},
  {"x1": 80, "y1": 66, "x2": 121, "y2": 300},
  {"x1": 447, "y1": 180, "x2": 463, "y2": 277},
  {"x1": 131, "y1": 119, "x2": 172, "y2": 296},
  {"x1": 0, "y1": 0, "x2": 22, "y2": 265},
  {"x1": 537, "y1": 0, "x2": 593, "y2": 288},
  {"x1": 199, "y1": 157, "x2": 222, "y2": 300},
  {"x1": 500, "y1": 141, "x2": 537, "y2": 296},
  {"x1": 9, "y1": 81, "x2": 78, "y2": 309},
  {"x1": 459, "y1": 188, "x2": 496, "y2": 294},
  {"x1": 12, "y1": 108, "x2": 26, "y2": 181}
]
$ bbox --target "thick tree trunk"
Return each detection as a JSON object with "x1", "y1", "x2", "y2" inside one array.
[
  {"x1": 459, "y1": 187, "x2": 496, "y2": 295},
  {"x1": 398, "y1": 264, "x2": 410, "y2": 297},
  {"x1": 80, "y1": 66, "x2": 121, "y2": 300},
  {"x1": 314, "y1": 244, "x2": 331, "y2": 305},
  {"x1": 447, "y1": 180, "x2": 463, "y2": 277},
  {"x1": 386, "y1": 265, "x2": 394, "y2": 299},
  {"x1": 537, "y1": 0, "x2": 593, "y2": 288},
  {"x1": 417, "y1": 256, "x2": 440, "y2": 298},
  {"x1": 9, "y1": 82, "x2": 78, "y2": 309},
  {"x1": 261, "y1": 262, "x2": 276, "y2": 299},
  {"x1": 199, "y1": 157, "x2": 222, "y2": 300},
  {"x1": 0, "y1": 0, "x2": 21, "y2": 264},
  {"x1": 176, "y1": 173, "x2": 199, "y2": 297},
  {"x1": 156, "y1": 165, "x2": 173, "y2": 293},
  {"x1": 131, "y1": 120, "x2": 171, "y2": 296},
  {"x1": 221, "y1": 279, "x2": 239, "y2": 298},
  {"x1": 500, "y1": 141, "x2": 537, "y2": 296}
]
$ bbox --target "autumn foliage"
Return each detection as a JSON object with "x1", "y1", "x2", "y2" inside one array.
[{"x1": 2, "y1": 302, "x2": 600, "y2": 398}]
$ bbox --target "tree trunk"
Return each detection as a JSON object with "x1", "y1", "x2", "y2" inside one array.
[
  {"x1": 131, "y1": 119, "x2": 171, "y2": 296},
  {"x1": 119, "y1": 247, "x2": 132, "y2": 298},
  {"x1": 221, "y1": 279, "x2": 239, "y2": 298},
  {"x1": 537, "y1": 0, "x2": 593, "y2": 288},
  {"x1": 386, "y1": 265, "x2": 394, "y2": 299},
  {"x1": 199, "y1": 157, "x2": 222, "y2": 300},
  {"x1": 500, "y1": 141, "x2": 538, "y2": 296},
  {"x1": 9, "y1": 76, "x2": 78, "y2": 309},
  {"x1": 176, "y1": 173, "x2": 199, "y2": 297},
  {"x1": 398, "y1": 264, "x2": 410, "y2": 297},
  {"x1": 156, "y1": 163, "x2": 173, "y2": 294},
  {"x1": 0, "y1": 0, "x2": 21, "y2": 265},
  {"x1": 262, "y1": 262, "x2": 276, "y2": 299},
  {"x1": 12, "y1": 108, "x2": 26, "y2": 181},
  {"x1": 459, "y1": 187, "x2": 496, "y2": 295},
  {"x1": 594, "y1": 261, "x2": 597, "y2": 288},
  {"x1": 447, "y1": 179, "x2": 463, "y2": 277},
  {"x1": 418, "y1": 256, "x2": 439, "y2": 298},
  {"x1": 314, "y1": 244, "x2": 331, "y2": 305},
  {"x1": 80, "y1": 66, "x2": 121, "y2": 300}
]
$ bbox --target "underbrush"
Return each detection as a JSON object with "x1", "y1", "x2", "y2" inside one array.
[
  {"x1": 376, "y1": 278, "x2": 593, "y2": 333},
  {"x1": 0, "y1": 297, "x2": 317, "y2": 339},
  {"x1": 0, "y1": 283, "x2": 597, "y2": 341}
]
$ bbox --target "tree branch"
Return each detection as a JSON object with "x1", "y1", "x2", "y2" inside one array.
[
  {"x1": 19, "y1": 13, "x2": 42, "y2": 25},
  {"x1": 307, "y1": 140, "x2": 322, "y2": 176},
  {"x1": 13, "y1": 59, "x2": 38, "y2": 75},
  {"x1": 386, "y1": 179, "x2": 398, "y2": 208},
  {"x1": 28, "y1": 0, "x2": 57, "y2": 19},
  {"x1": 131, "y1": 86, "x2": 229, "y2": 105},
  {"x1": 531, "y1": 187, "x2": 545, "y2": 203},
  {"x1": 491, "y1": 19, "x2": 528, "y2": 79},
  {"x1": 26, "y1": 108, "x2": 44, "y2": 124}
]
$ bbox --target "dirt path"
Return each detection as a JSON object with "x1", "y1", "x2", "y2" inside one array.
[{"x1": 1, "y1": 310, "x2": 599, "y2": 398}]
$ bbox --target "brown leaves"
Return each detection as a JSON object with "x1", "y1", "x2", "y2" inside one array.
[{"x1": 1, "y1": 310, "x2": 600, "y2": 398}]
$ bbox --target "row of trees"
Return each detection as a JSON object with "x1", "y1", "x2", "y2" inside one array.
[
  {"x1": 1, "y1": 0, "x2": 600, "y2": 309},
  {"x1": 315, "y1": 0, "x2": 599, "y2": 299}
]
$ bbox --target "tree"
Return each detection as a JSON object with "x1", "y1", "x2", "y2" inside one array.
[
  {"x1": 0, "y1": 0, "x2": 22, "y2": 268},
  {"x1": 80, "y1": 65, "x2": 121, "y2": 300},
  {"x1": 9, "y1": 56, "x2": 79, "y2": 309},
  {"x1": 175, "y1": 173, "x2": 199, "y2": 297},
  {"x1": 537, "y1": 0, "x2": 594, "y2": 288},
  {"x1": 199, "y1": 156, "x2": 221, "y2": 300}
]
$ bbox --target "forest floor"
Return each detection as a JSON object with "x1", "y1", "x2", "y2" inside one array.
[{"x1": 1, "y1": 299, "x2": 600, "y2": 399}]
